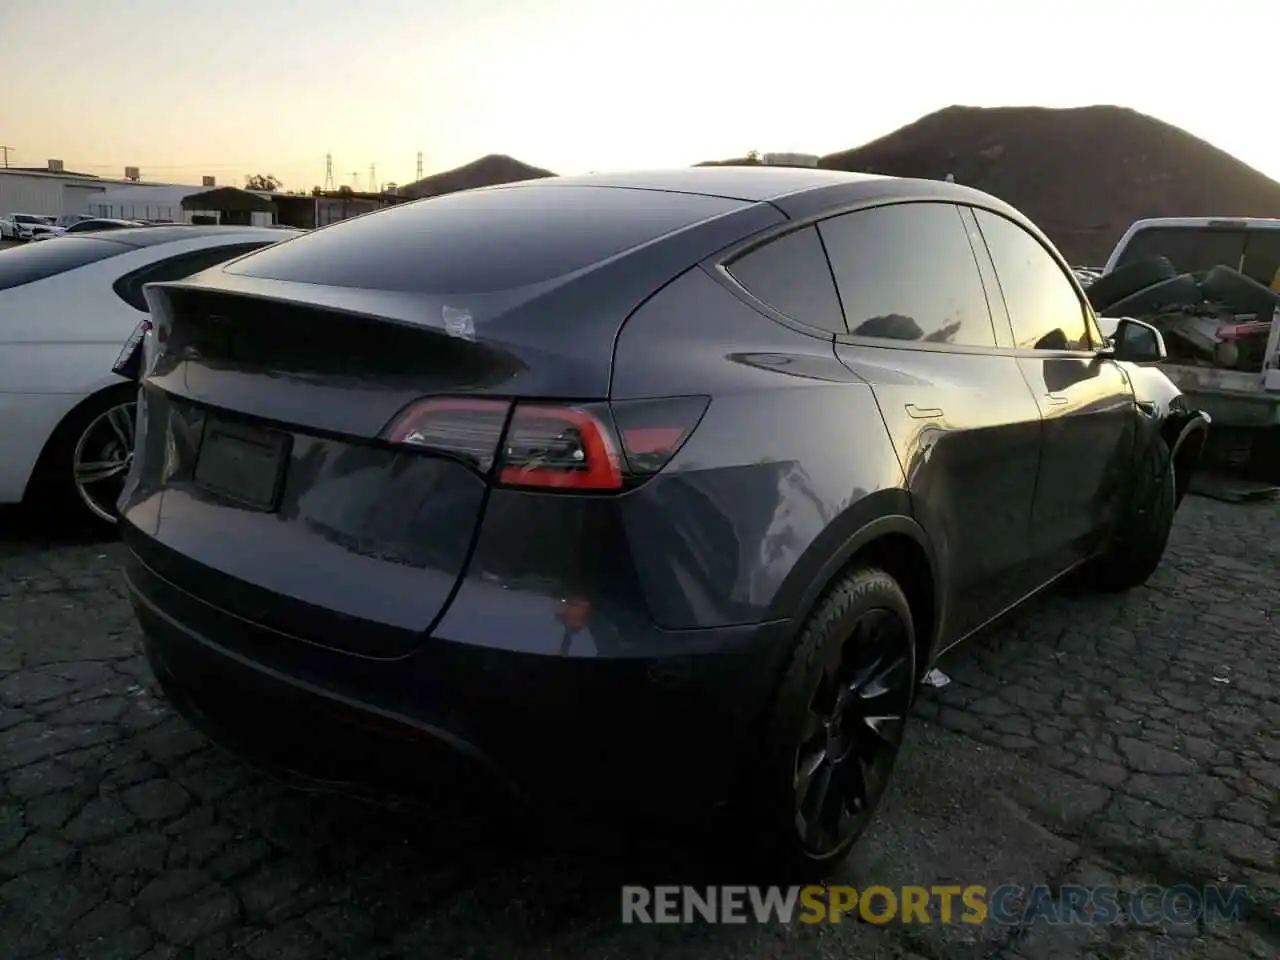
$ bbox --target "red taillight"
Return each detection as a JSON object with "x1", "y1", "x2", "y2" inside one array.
[
  {"x1": 380, "y1": 395, "x2": 709, "y2": 492},
  {"x1": 382, "y1": 398, "x2": 512, "y2": 473},
  {"x1": 611, "y1": 396, "x2": 709, "y2": 476},
  {"x1": 498, "y1": 403, "x2": 623, "y2": 490}
]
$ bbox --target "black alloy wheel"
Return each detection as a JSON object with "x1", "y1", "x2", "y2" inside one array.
[{"x1": 793, "y1": 606, "x2": 914, "y2": 856}]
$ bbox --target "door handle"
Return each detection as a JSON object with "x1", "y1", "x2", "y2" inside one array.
[
  {"x1": 1044, "y1": 393, "x2": 1069, "y2": 406},
  {"x1": 905, "y1": 403, "x2": 943, "y2": 419}
]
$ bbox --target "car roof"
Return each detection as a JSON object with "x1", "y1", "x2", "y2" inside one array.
[
  {"x1": 514, "y1": 167, "x2": 882, "y2": 202},
  {"x1": 486, "y1": 166, "x2": 1008, "y2": 208},
  {"x1": 89, "y1": 224, "x2": 303, "y2": 249}
]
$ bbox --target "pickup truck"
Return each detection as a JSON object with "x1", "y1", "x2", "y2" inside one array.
[{"x1": 1082, "y1": 217, "x2": 1280, "y2": 468}]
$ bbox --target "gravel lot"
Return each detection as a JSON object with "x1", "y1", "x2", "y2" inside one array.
[{"x1": 1, "y1": 494, "x2": 1278, "y2": 960}]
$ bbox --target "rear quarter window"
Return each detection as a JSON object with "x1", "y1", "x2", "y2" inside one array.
[
  {"x1": 225, "y1": 185, "x2": 747, "y2": 294},
  {"x1": 724, "y1": 225, "x2": 846, "y2": 333},
  {"x1": 0, "y1": 237, "x2": 129, "y2": 292}
]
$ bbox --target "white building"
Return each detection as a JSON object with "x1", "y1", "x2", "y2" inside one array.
[
  {"x1": 89, "y1": 184, "x2": 278, "y2": 226},
  {"x1": 88, "y1": 184, "x2": 205, "y2": 222},
  {"x1": 0, "y1": 167, "x2": 118, "y2": 218},
  {"x1": 0, "y1": 162, "x2": 267, "y2": 224}
]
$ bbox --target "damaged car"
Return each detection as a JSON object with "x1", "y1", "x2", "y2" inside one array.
[{"x1": 119, "y1": 169, "x2": 1210, "y2": 875}]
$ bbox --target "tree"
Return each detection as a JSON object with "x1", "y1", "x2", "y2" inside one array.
[
  {"x1": 745, "y1": 150, "x2": 761, "y2": 164},
  {"x1": 244, "y1": 174, "x2": 282, "y2": 192}
]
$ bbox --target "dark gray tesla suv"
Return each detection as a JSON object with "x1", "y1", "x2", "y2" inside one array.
[{"x1": 118, "y1": 167, "x2": 1209, "y2": 873}]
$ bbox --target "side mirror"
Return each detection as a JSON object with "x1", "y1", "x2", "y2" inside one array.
[{"x1": 1099, "y1": 317, "x2": 1166, "y2": 363}]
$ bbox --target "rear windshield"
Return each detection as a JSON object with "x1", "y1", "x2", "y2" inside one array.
[
  {"x1": 1115, "y1": 226, "x2": 1247, "y2": 275},
  {"x1": 0, "y1": 237, "x2": 129, "y2": 291},
  {"x1": 225, "y1": 185, "x2": 747, "y2": 294}
]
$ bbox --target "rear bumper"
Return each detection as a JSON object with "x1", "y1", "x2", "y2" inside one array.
[{"x1": 123, "y1": 525, "x2": 789, "y2": 819}]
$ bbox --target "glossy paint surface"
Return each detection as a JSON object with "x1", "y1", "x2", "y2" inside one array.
[
  {"x1": 833, "y1": 343, "x2": 1042, "y2": 644},
  {"x1": 120, "y1": 169, "x2": 1207, "y2": 808},
  {"x1": 123, "y1": 388, "x2": 486, "y2": 657}
]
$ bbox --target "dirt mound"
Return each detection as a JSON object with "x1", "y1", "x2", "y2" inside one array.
[
  {"x1": 819, "y1": 105, "x2": 1280, "y2": 264},
  {"x1": 397, "y1": 154, "x2": 555, "y2": 199}
]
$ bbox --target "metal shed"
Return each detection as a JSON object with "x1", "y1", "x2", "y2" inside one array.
[{"x1": 180, "y1": 186, "x2": 276, "y2": 226}]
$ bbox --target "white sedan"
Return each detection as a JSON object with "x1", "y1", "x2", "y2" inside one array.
[
  {"x1": 0, "y1": 225, "x2": 303, "y2": 527},
  {"x1": 33, "y1": 217, "x2": 144, "y2": 241},
  {"x1": 7, "y1": 213, "x2": 56, "y2": 241}
]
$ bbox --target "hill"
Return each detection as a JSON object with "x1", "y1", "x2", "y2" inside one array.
[
  {"x1": 819, "y1": 105, "x2": 1280, "y2": 264},
  {"x1": 397, "y1": 109, "x2": 1280, "y2": 266},
  {"x1": 396, "y1": 154, "x2": 555, "y2": 199}
]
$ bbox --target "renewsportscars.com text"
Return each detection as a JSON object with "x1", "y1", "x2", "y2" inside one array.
[{"x1": 620, "y1": 884, "x2": 1252, "y2": 926}]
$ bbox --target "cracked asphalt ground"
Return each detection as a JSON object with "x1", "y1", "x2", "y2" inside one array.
[{"x1": 1, "y1": 494, "x2": 1278, "y2": 960}]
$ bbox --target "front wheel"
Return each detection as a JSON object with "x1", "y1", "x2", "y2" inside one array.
[
  {"x1": 1090, "y1": 435, "x2": 1175, "y2": 592},
  {"x1": 743, "y1": 567, "x2": 917, "y2": 879}
]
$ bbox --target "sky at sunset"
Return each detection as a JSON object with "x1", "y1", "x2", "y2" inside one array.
[{"x1": 3, "y1": 0, "x2": 1275, "y2": 192}]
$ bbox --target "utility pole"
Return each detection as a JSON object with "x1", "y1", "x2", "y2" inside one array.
[
  {"x1": 323, "y1": 152, "x2": 334, "y2": 191},
  {"x1": 416, "y1": 151, "x2": 423, "y2": 180},
  {"x1": 0, "y1": 145, "x2": 12, "y2": 168}
]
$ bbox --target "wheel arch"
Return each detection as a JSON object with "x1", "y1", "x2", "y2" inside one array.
[
  {"x1": 1161, "y1": 410, "x2": 1211, "y2": 507},
  {"x1": 767, "y1": 490, "x2": 943, "y2": 677},
  {"x1": 23, "y1": 379, "x2": 138, "y2": 503}
]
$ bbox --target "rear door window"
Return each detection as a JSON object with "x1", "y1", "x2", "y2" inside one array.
[
  {"x1": 112, "y1": 242, "x2": 274, "y2": 310},
  {"x1": 224, "y1": 185, "x2": 748, "y2": 294},
  {"x1": 724, "y1": 225, "x2": 845, "y2": 333},
  {"x1": 1116, "y1": 226, "x2": 1246, "y2": 275},
  {"x1": 819, "y1": 202, "x2": 998, "y2": 347},
  {"x1": 0, "y1": 237, "x2": 129, "y2": 291}
]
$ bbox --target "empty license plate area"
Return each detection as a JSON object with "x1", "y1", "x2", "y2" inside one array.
[{"x1": 193, "y1": 418, "x2": 291, "y2": 509}]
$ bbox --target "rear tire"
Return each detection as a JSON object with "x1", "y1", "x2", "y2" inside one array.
[
  {"x1": 27, "y1": 384, "x2": 138, "y2": 533},
  {"x1": 1098, "y1": 273, "x2": 1202, "y2": 318},
  {"x1": 1200, "y1": 265, "x2": 1280, "y2": 318},
  {"x1": 1091, "y1": 435, "x2": 1175, "y2": 592},
  {"x1": 740, "y1": 567, "x2": 917, "y2": 880}
]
